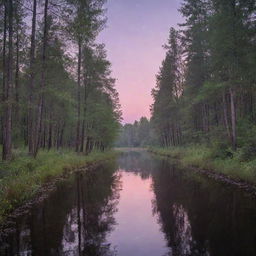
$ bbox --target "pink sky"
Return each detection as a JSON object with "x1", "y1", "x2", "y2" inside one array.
[{"x1": 98, "y1": 0, "x2": 184, "y2": 124}]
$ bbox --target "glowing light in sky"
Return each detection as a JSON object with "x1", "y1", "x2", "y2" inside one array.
[{"x1": 98, "y1": 0, "x2": 184, "y2": 124}]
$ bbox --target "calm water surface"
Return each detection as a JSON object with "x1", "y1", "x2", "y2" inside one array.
[{"x1": 1, "y1": 151, "x2": 256, "y2": 255}]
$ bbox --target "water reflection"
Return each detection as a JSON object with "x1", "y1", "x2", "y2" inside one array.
[
  {"x1": 172, "y1": 203, "x2": 193, "y2": 255},
  {"x1": 1, "y1": 161, "x2": 121, "y2": 256},
  {"x1": 107, "y1": 170, "x2": 168, "y2": 256},
  {"x1": 151, "y1": 156, "x2": 256, "y2": 256},
  {"x1": 118, "y1": 151, "x2": 159, "y2": 179},
  {"x1": 1, "y1": 151, "x2": 256, "y2": 256}
]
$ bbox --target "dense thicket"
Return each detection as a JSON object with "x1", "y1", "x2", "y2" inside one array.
[
  {"x1": 0, "y1": 0, "x2": 121, "y2": 160},
  {"x1": 151, "y1": 0, "x2": 256, "y2": 155}
]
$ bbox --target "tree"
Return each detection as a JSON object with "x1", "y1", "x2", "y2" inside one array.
[
  {"x1": 28, "y1": 0, "x2": 37, "y2": 155},
  {"x1": 115, "y1": 117, "x2": 152, "y2": 148},
  {"x1": 0, "y1": 0, "x2": 121, "y2": 160},
  {"x1": 2, "y1": 0, "x2": 14, "y2": 160},
  {"x1": 151, "y1": 28, "x2": 184, "y2": 147},
  {"x1": 150, "y1": 0, "x2": 256, "y2": 154},
  {"x1": 208, "y1": 0, "x2": 255, "y2": 150},
  {"x1": 33, "y1": 0, "x2": 49, "y2": 157}
]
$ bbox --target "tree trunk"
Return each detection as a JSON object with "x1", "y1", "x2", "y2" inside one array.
[
  {"x1": 28, "y1": 0, "x2": 37, "y2": 155},
  {"x1": 80, "y1": 73, "x2": 88, "y2": 152},
  {"x1": 58, "y1": 122, "x2": 65, "y2": 149},
  {"x1": 229, "y1": 87, "x2": 237, "y2": 150},
  {"x1": 14, "y1": 6, "x2": 19, "y2": 117},
  {"x1": 80, "y1": 120, "x2": 85, "y2": 152},
  {"x1": 2, "y1": 1, "x2": 7, "y2": 146},
  {"x1": 48, "y1": 121, "x2": 52, "y2": 151},
  {"x1": 33, "y1": 0, "x2": 48, "y2": 157},
  {"x1": 2, "y1": 0, "x2": 13, "y2": 161},
  {"x1": 75, "y1": 39, "x2": 82, "y2": 152},
  {"x1": 222, "y1": 92, "x2": 231, "y2": 141}
]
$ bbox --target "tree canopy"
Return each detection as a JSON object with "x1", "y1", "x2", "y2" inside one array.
[{"x1": 0, "y1": 0, "x2": 121, "y2": 160}]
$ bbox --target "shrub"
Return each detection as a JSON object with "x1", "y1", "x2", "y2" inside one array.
[
  {"x1": 211, "y1": 142, "x2": 233, "y2": 159},
  {"x1": 239, "y1": 142, "x2": 256, "y2": 161}
]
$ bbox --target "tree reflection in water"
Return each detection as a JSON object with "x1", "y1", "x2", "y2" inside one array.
[
  {"x1": 1, "y1": 161, "x2": 121, "y2": 256},
  {"x1": 2, "y1": 152, "x2": 256, "y2": 256},
  {"x1": 151, "y1": 157, "x2": 256, "y2": 256},
  {"x1": 61, "y1": 166, "x2": 121, "y2": 256},
  {"x1": 172, "y1": 203, "x2": 193, "y2": 255}
]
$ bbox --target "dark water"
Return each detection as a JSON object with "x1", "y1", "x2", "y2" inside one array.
[{"x1": 1, "y1": 151, "x2": 256, "y2": 256}]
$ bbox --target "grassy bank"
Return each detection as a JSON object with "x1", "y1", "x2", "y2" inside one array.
[
  {"x1": 0, "y1": 150, "x2": 117, "y2": 223},
  {"x1": 149, "y1": 146, "x2": 256, "y2": 184}
]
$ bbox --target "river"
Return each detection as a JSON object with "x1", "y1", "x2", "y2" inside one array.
[{"x1": 1, "y1": 150, "x2": 256, "y2": 255}]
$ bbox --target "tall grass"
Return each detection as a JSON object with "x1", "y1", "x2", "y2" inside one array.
[
  {"x1": 149, "y1": 145, "x2": 256, "y2": 184},
  {"x1": 0, "y1": 149, "x2": 117, "y2": 223}
]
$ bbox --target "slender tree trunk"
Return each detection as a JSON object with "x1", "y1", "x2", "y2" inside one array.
[
  {"x1": 214, "y1": 102, "x2": 219, "y2": 126},
  {"x1": 33, "y1": 0, "x2": 48, "y2": 157},
  {"x1": 15, "y1": 30, "x2": 19, "y2": 111},
  {"x1": 2, "y1": 1, "x2": 7, "y2": 146},
  {"x1": 222, "y1": 92, "x2": 231, "y2": 141},
  {"x1": 229, "y1": 87, "x2": 237, "y2": 150},
  {"x1": 58, "y1": 122, "x2": 65, "y2": 149},
  {"x1": 13, "y1": 13, "x2": 20, "y2": 147},
  {"x1": 2, "y1": 0, "x2": 13, "y2": 161},
  {"x1": 80, "y1": 120, "x2": 85, "y2": 152},
  {"x1": 43, "y1": 120, "x2": 46, "y2": 149},
  {"x1": 85, "y1": 137, "x2": 90, "y2": 155},
  {"x1": 48, "y1": 119, "x2": 52, "y2": 150},
  {"x1": 80, "y1": 74, "x2": 88, "y2": 152},
  {"x1": 23, "y1": 116, "x2": 28, "y2": 145},
  {"x1": 178, "y1": 125, "x2": 182, "y2": 145},
  {"x1": 28, "y1": 0, "x2": 37, "y2": 155},
  {"x1": 76, "y1": 39, "x2": 82, "y2": 152},
  {"x1": 14, "y1": 5, "x2": 19, "y2": 117}
]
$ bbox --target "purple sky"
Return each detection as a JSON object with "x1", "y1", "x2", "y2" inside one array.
[{"x1": 98, "y1": 0, "x2": 184, "y2": 124}]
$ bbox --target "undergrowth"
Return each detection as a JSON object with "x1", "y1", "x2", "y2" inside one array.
[
  {"x1": 0, "y1": 149, "x2": 117, "y2": 223},
  {"x1": 149, "y1": 145, "x2": 256, "y2": 184}
]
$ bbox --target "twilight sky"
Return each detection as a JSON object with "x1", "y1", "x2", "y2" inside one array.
[{"x1": 98, "y1": 0, "x2": 184, "y2": 124}]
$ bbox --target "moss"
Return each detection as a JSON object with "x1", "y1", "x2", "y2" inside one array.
[
  {"x1": 0, "y1": 149, "x2": 118, "y2": 223},
  {"x1": 149, "y1": 146, "x2": 256, "y2": 184}
]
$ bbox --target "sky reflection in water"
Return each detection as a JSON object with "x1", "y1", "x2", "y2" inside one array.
[{"x1": 1, "y1": 151, "x2": 256, "y2": 256}]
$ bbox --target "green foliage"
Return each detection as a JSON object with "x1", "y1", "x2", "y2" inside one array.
[
  {"x1": 211, "y1": 141, "x2": 233, "y2": 160},
  {"x1": 0, "y1": 149, "x2": 118, "y2": 223},
  {"x1": 82, "y1": 45, "x2": 121, "y2": 150},
  {"x1": 150, "y1": 145, "x2": 256, "y2": 184},
  {"x1": 151, "y1": 28, "x2": 183, "y2": 147},
  {"x1": 0, "y1": 0, "x2": 121, "y2": 157},
  {"x1": 238, "y1": 143, "x2": 256, "y2": 162},
  {"x1": 150, "y1": 0, "x2": 256, "y2": 156}
]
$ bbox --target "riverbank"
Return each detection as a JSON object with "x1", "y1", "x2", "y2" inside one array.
[
  {"x1": 149, "y1": 146, "x2": 256, "y2": 188},
  {"x1": 0, "y1": 150, "x2": 118, "y2": 224}
]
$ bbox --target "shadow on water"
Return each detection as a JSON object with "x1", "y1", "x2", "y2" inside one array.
[{"x1": 1, "y1": 151, "x2": 256, "y2": 255}]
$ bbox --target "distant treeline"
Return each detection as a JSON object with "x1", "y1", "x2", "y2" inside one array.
[
  {"x1": 115, "y1": 117, "x2": 155, "y2": 148},
  {"x1": 151, "y1": 0, "x2": 256, "y2": 152},
  {"x1": 0, "y1": 0, "x2": 121, "y2": 160}
]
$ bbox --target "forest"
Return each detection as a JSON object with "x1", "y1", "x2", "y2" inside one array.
[
  {"x1": 119, "y1": 0, "x2": 256, "y2": 160},
  {"x1": 0, "y1": 0, "x2": 122, "y2": 223},
  {"x1": 115, "y1": 0, "x2": 256, "y2": 184},
  {"x1": 151, "y1": 0, "x2": 256, "y2": 151},
  {"x1": 0, "y1": 0, "x2": 121, "y2": 161},
  {"x1": 2, "y1": 0, "x2": 256, "y2": 255}
]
